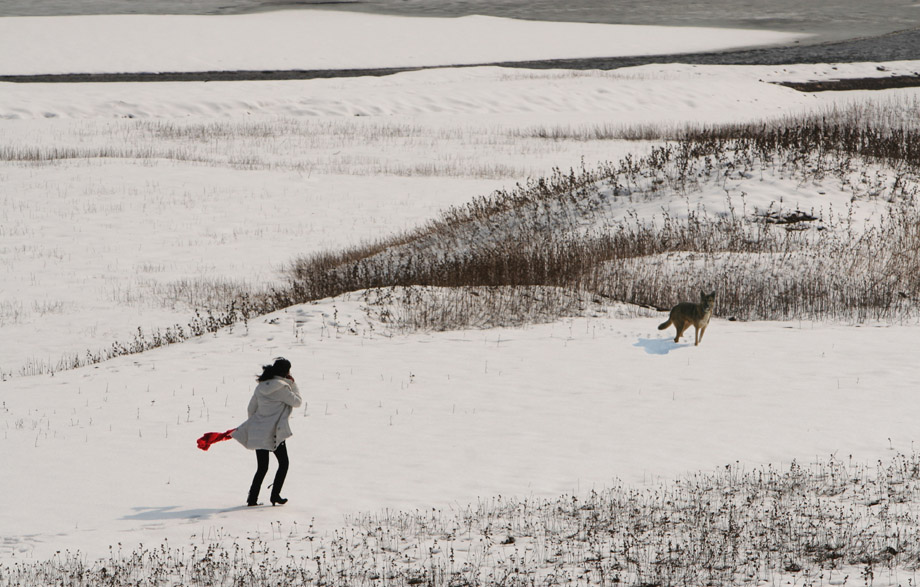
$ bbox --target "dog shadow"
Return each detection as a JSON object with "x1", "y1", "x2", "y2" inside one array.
[{"x1": 634, "y1": 337, "x2": 691, "y2": 355}]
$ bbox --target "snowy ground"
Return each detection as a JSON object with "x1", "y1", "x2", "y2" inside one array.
[
  {"x1": 4, "y1": 300, "x2": 920, "y2": 567},
  {"x1": 0, "y1": 10, "x2": 806, "y2": 75},
  {"x1": 2, "y1": 10, "x2": 920, "y2": 582}
]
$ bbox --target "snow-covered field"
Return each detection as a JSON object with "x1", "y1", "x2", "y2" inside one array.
[
  {"x1": 3, "y1": 9, "x2": 920, "y2": 584},
  {"x1": 0, "y1": 10, "x2": 807, "y2": 75}
]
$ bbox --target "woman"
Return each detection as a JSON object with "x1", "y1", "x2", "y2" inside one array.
[{"x1": 231, "y1": 357, "x2": 302, "y2": 506}]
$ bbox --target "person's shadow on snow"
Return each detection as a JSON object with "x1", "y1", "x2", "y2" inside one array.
[
  {"x1": 122, "y1": 506, "x2": 226, "y2": 521},
  {"x1": 634, "y1": 337, "x2": 690, "y2": 355}
]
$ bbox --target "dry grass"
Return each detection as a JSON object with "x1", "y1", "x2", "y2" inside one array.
[
  {"x1": 5, "y1": 453, "x2": 920, "y2": 586},
  {"x1": 10, "y1": 99, "x2": 920, "y2": 377},
  {"x1": 281, "y1": 112, "x2": 920, "y2": 329}
]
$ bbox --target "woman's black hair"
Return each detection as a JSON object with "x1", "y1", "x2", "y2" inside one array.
[{"x1": 257, "y1": 357, "x2": 292, "y2": 382}]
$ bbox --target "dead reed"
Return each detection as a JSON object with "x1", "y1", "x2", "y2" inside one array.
[{"x1": 282, "y1": 114, "x2": 920, "y2": 329}]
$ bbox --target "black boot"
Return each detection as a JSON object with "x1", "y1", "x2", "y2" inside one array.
[
  {"x1": 248, "y1": 449, "x2": 270, "y2": 506},
  {"x1": 269, "y1": 442, "x2": 290, "y2": 506},
  {"x1": 247, "y1": 481, "x2": 262, "y2": 506},
  {"x1": 247, "y1": 479, "x2": 262, "y2": 506}
]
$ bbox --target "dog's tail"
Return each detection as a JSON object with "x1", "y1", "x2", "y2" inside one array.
[{"x1": 657, "y1": 319, "x2": 671, "y2": 331}]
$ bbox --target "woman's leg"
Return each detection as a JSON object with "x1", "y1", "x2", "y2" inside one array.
[
  {"x1": 248, "y1": 449, "x2": 270, "y2": 505},
  {"x1": 270, "y1": 441, "x2": 289, "y2": 501}
]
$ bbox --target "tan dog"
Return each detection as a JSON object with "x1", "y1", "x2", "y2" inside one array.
[{"x1": 658, "y1": 291, "x2": 716, "y2": 346}]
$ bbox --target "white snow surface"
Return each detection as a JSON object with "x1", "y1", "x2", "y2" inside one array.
[
  {"x1": 0, "y1": 10, "x2": 806, "y2": 75},
  {"x1": 2, "y1": 10, "x2": 920, "y2": 582}
]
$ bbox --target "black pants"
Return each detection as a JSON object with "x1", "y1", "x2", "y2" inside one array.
[{"x1": 248, "y1": 441, "x2": 289, "y2": 503}]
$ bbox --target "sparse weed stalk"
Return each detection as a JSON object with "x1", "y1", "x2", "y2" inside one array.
[
  {"x1": 358, "y1": 285, "x2": 629, "y2": 332},
  {"x1": 7, "y1": 302, "x2": 251, "y2": 379},
  {"x1": 2, "y1": 117, "x2": 549, "y2": 178},
  {"x1": 6, "y1": 453, "x2": 920, "y2": 586}
]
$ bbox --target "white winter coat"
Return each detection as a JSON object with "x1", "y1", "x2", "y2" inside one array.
[{"x1": 231, "y1": 377, "x2": 302, "y2": 451}]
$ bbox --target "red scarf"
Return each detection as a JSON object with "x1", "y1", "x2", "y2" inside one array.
[{"x1": 197, "y1": 429, "x2": 236, "y2": 451}]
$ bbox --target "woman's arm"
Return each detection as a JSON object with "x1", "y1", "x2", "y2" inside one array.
[{"x1": 276, "y1": 378, "x2": 303, "y2": 408}]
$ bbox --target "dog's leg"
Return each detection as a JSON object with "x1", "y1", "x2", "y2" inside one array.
[{"x1": 674, "y1": 321, "x2": 687, "y2": 343}]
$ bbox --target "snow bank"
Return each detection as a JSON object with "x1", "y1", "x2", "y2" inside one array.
[{"x1": 0, "y1": 10, "x2": 806, "y2": 75}]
